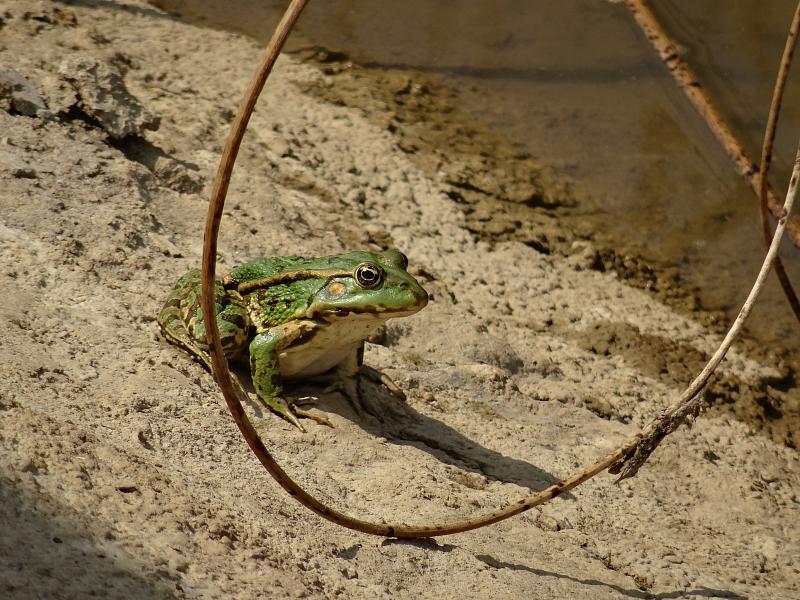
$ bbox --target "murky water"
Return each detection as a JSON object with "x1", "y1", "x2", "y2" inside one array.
[{"x1": 151, "y1": 0, "x2": 800, "y2": 359}]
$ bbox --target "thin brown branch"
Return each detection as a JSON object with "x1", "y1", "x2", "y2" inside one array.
[
  {"x1": 611, "y1": 147, "x2": 800, "y2": 479},
  {"x1": 196, "y1": 0, "x2": 626, "y2": 537},
  {"x1": 758, "y1": 2, "x2": 800, "y2": 324},
  {"x1": 623, "y1": 0, "x2": 800, "y2": 248}
]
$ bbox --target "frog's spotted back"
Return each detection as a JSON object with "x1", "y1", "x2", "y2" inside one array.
[{"x1": 249, "y1": 278, "x2": 325, "y2": 329}]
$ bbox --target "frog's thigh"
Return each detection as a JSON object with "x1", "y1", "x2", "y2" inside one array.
[
  {"x1": 185, "y1": 284, "x2": 247, "y2": 357},
  {"x1": 159, "y1": 270, "x2": 215, "y2": 368},
  {"x1": 249, "y1": 325, "x2": 307, "y2": 430},
  {"x1": 213, "y1": 296, "x2": 250, "y2": 361},
  {"x1": 164, "y1": 279, "x2": 247, "y2": 366},
  {"x1": 159, "y1": 270, "x2": 200, "y2": 340}
]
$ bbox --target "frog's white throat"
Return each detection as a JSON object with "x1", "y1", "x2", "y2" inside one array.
[{"x1": 277, "y1": 311, "x2": 395, "y2": 380}]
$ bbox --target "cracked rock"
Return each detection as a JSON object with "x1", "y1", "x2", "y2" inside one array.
[
  {"x1": 0, "y1": 68, "x2": 51, "y2": 118},
  {"x1": 58, "y1": 55, "x2": 160, "y2": 139}
]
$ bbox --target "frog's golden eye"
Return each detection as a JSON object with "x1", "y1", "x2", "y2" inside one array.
[{"x1": 354, "y1": 262, "x2": 382, "y2": 289}]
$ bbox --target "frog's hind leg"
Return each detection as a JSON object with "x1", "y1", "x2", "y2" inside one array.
[{"x1": 159, "y1": 269, "x2": 250, "y2": 373}]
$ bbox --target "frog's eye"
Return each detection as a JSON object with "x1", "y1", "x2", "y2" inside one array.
[
  {"x1": 354, "y1": 262, "x2": 383, "y2": 289},
  {"x1": 398, "y1": 252, "x2": 409, "y2": 270}
]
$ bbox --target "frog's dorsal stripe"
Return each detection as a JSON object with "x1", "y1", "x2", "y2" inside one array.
[{"x1": 235, "y1": 269, "x2": 351, "y2": 295}]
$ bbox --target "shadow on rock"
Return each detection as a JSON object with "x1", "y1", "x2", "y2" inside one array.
[
  {"x1": 475, "y1": 555, "x2": 747, "y2": 600},
  {"x1": 55, "y1": 0, "x2": 179, "y2": 21},
  {"x1": 114, "y1": 136, "x2": 205, "y2": 194},
  {"x1": 0, "y1": 478, "x2": 176, "y2": 599},
  {"x1": 281, "y1": 371, "x2": 575, "y2": 498}
]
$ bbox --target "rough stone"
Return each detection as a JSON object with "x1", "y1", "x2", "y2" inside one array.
[
  {"x1": 58, "y1": 55, "x2": 160, "y2": 139},
  {"x1": 0, "y1": 68, "x2": 51, "y2": 118}
]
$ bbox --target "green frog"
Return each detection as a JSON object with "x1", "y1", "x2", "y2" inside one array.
[{"x1": 158, "y1": 249, "x2": 428, "y2": 430}]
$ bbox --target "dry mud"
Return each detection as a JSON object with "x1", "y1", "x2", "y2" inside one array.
[{"x1": 1, "y1": 1, "x2": 799, "y2": 598}]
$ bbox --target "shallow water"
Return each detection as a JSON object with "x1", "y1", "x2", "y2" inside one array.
[{"x1": 151, "y1": 0, "x2": 800, "y2": 358}]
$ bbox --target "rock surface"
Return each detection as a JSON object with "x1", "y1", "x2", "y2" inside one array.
[{"x1": 1, "y1": 1, "x2": 798, "y2": 599}]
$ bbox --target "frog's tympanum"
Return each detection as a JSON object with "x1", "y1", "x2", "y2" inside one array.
[{"x1": 158, "y1": 250, "x2": 428, "y2": 430}]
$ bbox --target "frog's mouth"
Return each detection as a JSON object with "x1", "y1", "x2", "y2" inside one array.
[{"x1": 320, "y1": 302, "x2": 426, "y2": 320}]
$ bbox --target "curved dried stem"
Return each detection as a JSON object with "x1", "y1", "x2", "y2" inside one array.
[
  {"x1": 758, "y1": 2, "x2": 800, "y2": 324},
  {"x1": 197, "y1": 0, "x2": 619, "y2": 539},
  {"x1": 623, "y1": 0, "x2": 800, "y2": 248},
  {"x1": 202, "y1": 0, "x2": 800, "y2": 537}
]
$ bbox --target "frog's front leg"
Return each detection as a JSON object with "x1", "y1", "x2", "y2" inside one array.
[
  {"x1": 330, "y1": 343, "x2": 404, "y2": 420},
  {"x1": 249, "y1": 323, "x2": 331, "y2": 431},
  {"x1": 330, "y1": 344, "x2": 366, "y2": 416},
  {"x1": 333, "y1": 342, "x2": 406, "y2": 406}
]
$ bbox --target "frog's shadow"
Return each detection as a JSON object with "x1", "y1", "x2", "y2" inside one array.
[{"x1": 234, "y1": 365, "x2": 573, "y2": 497}]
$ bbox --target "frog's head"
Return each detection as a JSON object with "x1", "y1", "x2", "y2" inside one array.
[{"x1": 310, "y1": 249, "x2": 428, "y2": 320}]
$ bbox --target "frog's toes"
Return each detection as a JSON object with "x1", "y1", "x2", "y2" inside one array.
[
  {"x1": 361, "y1": 365, "x2": 407, "y2": 402},
  {"x1": 261, "y1": 396, "x2": 307, "y2": 432},
  {"x1": 284, "y1": 410, "x2": 307, "y2": 433},
  {"x1": 329, "y1": 377, "x2": 374, "y2": 418},
  {"x1": 293, "y1": 406, "x2": 334, "y2": 428},
  {"x1": 262, "y1": 394, "x2": 338, "y2": 431},
  {"x1": 322, "y1": 381, "x2": 343, "y2": 395},
  {"x1": 295, "y1": 395, "x2": 321, "y2": 406}
]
